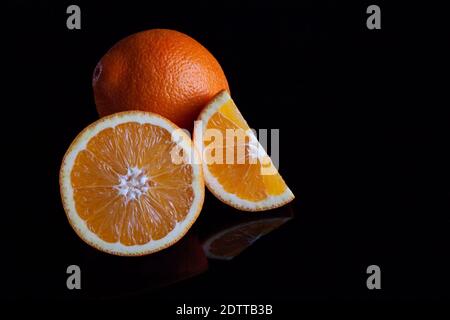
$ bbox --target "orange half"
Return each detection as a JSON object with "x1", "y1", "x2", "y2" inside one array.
[{"x1": 60, "y1": 111, "x2": 204, "y2": 256}]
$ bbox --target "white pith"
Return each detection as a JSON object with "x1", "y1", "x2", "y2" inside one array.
[
  {"x1": 194, "y1": 91, "x2": 295, "y2": 211},
  {"x1": 60, "y1": 112, "x2": 204, "y2": 256},
  {"x1": 115, "y1": 166, "x2": 150, "y2": 202}
]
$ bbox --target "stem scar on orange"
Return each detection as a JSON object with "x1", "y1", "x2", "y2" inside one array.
[{"x1": 93, "y1": 29, "x2": 229, "y2": 130}]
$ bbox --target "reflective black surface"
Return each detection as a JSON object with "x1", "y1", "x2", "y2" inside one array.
[{"x1": 41, "y1": 203, "x2": 295, "y2": 299}]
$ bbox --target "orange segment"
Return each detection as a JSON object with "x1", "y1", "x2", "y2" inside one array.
[
  {"x1": 216, "y1": 100, "x2": 250, "y2": 130},
  {"x1": 194, "y1": 90, "x2": 294, "y2": 211},
  {"x1": 60, "y1": 111, "x2": 204, "y2": 256}
]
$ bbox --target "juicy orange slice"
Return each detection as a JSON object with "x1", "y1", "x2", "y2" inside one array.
[
  {"x1": 194, "y1": 90, "x2": 294, "y2": 211},
  {"x1": 202, "y1": 217, "x2": 292, "y2": 260},
  {"x1": 60, "y1": 111, "x2": 204, "y2": 256}
]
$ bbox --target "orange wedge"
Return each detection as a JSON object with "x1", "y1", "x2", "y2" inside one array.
[
  {"x1": 60, "y1": 111, "x2": 204, "y2": 256},
  {"x1": 194, "y1": 90, "x2": 294, "y2": 211}
]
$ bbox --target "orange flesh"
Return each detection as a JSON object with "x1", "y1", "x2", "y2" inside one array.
[
  {"x1": 71, "y1": 122, "x2": 194, "y2": 246},
  {"x1": 205, "y1": 100, "x2": 287, "y2": 201}
]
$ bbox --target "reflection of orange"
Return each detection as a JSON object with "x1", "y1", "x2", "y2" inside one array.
[
  {"x1": 83, "y1": 233, "x2": 208, "y2": 298},
  {"x1": 93, "y1": 29, "x2": 229, "y2": 130},
  {"x1": 202, "y1": 217, "x2": 292, "y2": 260},
  {"x1": 60, "y1": 111, "x2": 204, "y2": 256}
]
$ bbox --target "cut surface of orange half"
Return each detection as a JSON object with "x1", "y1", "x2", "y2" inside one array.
[
  {"x1": 60, "y1": 111, "x2": 204, "y2": 256},
  {"x1": 194, "y1": 90, "x2": 294, "y2": 211}
]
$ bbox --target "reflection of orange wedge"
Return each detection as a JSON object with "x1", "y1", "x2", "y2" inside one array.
[
  {"x1": 202, "y1": 216, "x2": 292, "y2": 260},
  {"x1": 194, "y1": 90, "x2": 294, "y2": 211}
]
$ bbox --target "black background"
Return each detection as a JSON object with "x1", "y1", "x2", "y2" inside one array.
[{"x1": 5, "y1": 0, "x2": 449, "y2": 306}]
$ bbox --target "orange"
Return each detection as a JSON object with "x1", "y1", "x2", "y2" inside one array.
[
  {"x1": 194, "y1": 90, "x2": 294, "y2": 211},
  {"x1": 93, "y1": 29, "x2": 229, "y2": 130},
  {"x1": 59, "y1": 111, "x2": 204, "y2": 256},
  {"x1": 202, "y1": 216, "x2": 292, "y2": 260}
]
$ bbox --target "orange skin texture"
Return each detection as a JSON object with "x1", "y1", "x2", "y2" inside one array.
[{"x1": 93, "y1": 29, "x2": 229, "y2": 130}]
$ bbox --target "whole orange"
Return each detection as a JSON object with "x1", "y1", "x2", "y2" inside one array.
[{"x1": 92, "y1": 29, "x2": 229, "y2": 129}]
